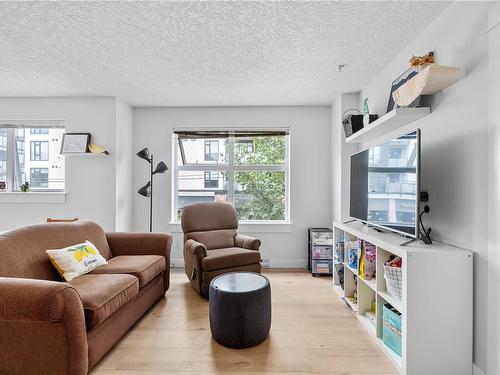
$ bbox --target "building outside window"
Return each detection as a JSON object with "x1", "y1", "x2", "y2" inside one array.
[
  {"x1": 204, "y1": 171, "x2": 219, "y2": 188},
  {"x1": 0, "y1": 124, "x2": 65, "y2": 191},
  {"x1": 204, "y1": 140, "x2": 219, "y2": 161},
  {"x1": 30, "y1": 141, "x2": 49, "y2": 161},
  {"x1": 174, "y1": 129, "x2": 289, "y2": 222},
  {"x1": 0, "y1": 129, "x2": 6, "y2": 185},
  {"x1": 30, "y1": 168, "x2": 49, "y2": 188},
  {"x1": 30, "y1": 128, "x2": 49, "y2": 134}
]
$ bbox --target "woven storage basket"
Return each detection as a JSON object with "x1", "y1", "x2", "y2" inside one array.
[{"x1": 384, "y1": 264, "x2": 402, "y2": 300}]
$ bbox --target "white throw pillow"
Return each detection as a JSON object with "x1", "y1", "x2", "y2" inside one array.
[{"x1": 46, "y1": 240, "x2": 107, "y2": 281}]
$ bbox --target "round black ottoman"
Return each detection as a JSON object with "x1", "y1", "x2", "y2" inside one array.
[{"x1": 209, "y1": 272, "x2": 271, "y2": 348}]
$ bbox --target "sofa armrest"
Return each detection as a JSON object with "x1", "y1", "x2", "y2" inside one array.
[
  {"x1": 106, "y1": 232, "x2": 173, "y2": 292},
  {"x1": 235, "y1": 234, "x2": 261, "y2": 251},
  {"x1": 185, "y1": 239, "x2": 207, "y2": 258},
  {"x1": 0, "y1": 278, "x2": 87, "y2": 375},
  {"x1": 106, "y1": 232, "x2": 172, "y2": 259}
]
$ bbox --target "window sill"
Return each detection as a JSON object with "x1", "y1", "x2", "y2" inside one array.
[
  {"x1": 168, "y1": 221, "x2": 292, "y2": 233},
  {"x1": 0, "y1": 192, "x2": 66, "y2": 203}
]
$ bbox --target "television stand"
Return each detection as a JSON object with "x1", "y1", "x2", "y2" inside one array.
[
  {"x1": 400, "y1": 237, "x2": 417, "y2": 247},
  {"x1": 332, "y1": 220, "x2": 472, "y2": 375},
  {"x1": 342, "y1": 219, "x2": 357, "y2": 224}
]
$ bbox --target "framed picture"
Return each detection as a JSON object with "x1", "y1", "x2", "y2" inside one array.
[
  {"x1": 60, "y1": 133, "x2": 91, "y2": 154},
  {"x1": 386, "y1": 67, "x2": 419, "y2": 113}
]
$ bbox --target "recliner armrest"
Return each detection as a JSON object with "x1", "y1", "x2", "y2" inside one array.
[
  {"x1": 185, "y1": 239, "x2": 207, "y2": 258},
  {"x1": 235, "y1": 234, "x2": 261, "y2": 251},
  {"x1": 0, "y1": 278, "x2": 88, "y2": 375}
]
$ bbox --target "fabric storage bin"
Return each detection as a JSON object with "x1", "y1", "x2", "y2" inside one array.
[
  {"x1": 384, "y1": 264, "x2": 403, "y2": 300},
  {"x1": 383, "y1": 303, "x2": 402, "y2": 357},
  {"x1": 312, "y1": 259, "x2": 332, "y2": 274},
  {"x1": 311, "y1": 246, "x2": 333, "y2": 259}
]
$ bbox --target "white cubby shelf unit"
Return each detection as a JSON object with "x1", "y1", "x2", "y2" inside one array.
[{"x1": 333, "y1": 220, "x2": 473, "y2": 375}]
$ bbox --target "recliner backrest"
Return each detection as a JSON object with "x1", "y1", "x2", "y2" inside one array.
[
  {"x1": 0, "y1": 221, "x2": 112, "y2": 280},
  {"x1": 181, "y1": 202, "x2": 238, "y2": 250}
]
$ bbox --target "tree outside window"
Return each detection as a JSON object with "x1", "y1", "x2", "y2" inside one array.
[{"x1": 174, "y1": 131, "x2": 288, "y2": 222}]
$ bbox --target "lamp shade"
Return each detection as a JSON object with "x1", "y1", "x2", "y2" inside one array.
[
  {"x1": 137, "y1": 181, "x2": 151, "y2": 197},
  {"x1": 136, "y1": 147, "x2": 150, "y2": 162},
  {"x1": 153, "y1": 161, "x2": 168, "y2": 174}
]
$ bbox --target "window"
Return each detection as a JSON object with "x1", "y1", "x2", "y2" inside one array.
[
  {"x1": 0, "y1": 129, "x2": 6, "y2": 185},
  {"x1": 30, "y1": 141, "x2": 49, "y2": 161},
  {"x1": 30, "y1": 128, "x2": 49, "y2": 134},
  {"x1": 389, "y1": 147, "x2": 402, "y2": 159},
  {"x1": 0, "y1": 125, "x2": 65, "y2": 191},
  {"x1": 204, "y1": 140, "x2": 219, "y2": 161},
  {"x1": 204, "y1": 171, "x2": 220, "y2": 188},
  {"x1": 173, "y1": 130, "x2": 289, "y2": 222},
  {"x1": 30, "y1": 168, "x2": 49, "y2": 188}
]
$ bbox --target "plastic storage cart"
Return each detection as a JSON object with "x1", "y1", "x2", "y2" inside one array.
[{"x1": 308, "y1": 228, "x2": 333, "y2": 276}]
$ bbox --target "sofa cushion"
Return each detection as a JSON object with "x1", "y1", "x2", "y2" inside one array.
[
  {"x1": 202, "y1": 247, "x2": 261, "y2": 272},
  {"x1": 69, "y1": 274, "x2": 139, "y2": 330},
  {"x1": 90, "y1": 255, "x2": 166, "y2": 288},
  {"x1": 0, "y1": 221, "x2": 112, "y2": 282},
  {"x1": 46, "y1": 240, "x2": 108, "y2": 281}
]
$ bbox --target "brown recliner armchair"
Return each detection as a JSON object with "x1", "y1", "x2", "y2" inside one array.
[{"x1": 181, "y1": 202, "x2": 262, "y2": 297}]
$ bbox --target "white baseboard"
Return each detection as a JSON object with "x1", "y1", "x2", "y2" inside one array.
[
  {"x1": 170, "y1": 258, "x2": 307, "y2": 269},
  {"x1": 473, "y1": 364, "x2": 487, "y2": 375}
]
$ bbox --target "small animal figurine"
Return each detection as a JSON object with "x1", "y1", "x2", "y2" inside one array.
[{"x1": 409, "y1": 51, "x2": 434, "y2": 67}]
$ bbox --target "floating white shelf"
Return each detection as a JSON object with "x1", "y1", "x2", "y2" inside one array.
[
  {"x1": 333, "y1": 220, "x2": 473, "y2": 375},
  {"x1": 393, "y1": 64, "x2": 464, "y2": 107},
  {"x1": 62, "y1": 152, "x2": 109, "y2": 157},
  {"x1": 346, "y1": 107, "x2": 430, "y2": 144}
]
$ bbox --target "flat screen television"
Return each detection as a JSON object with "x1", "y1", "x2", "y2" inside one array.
[{"x1": 350, "y1": 129, "x2": 421, "y2": 238}]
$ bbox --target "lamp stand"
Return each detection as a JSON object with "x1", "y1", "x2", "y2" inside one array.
[
  {"x1": 137, "y1": 147, "x2": 168, "y2": 233},
  {"x1": 149, "y1": 155, "x2": 153, "y2": 232}
]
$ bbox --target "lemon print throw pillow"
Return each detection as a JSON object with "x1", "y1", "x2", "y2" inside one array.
[{"x1": 46, "y1": 241, "x2": 107, "y2": 281}]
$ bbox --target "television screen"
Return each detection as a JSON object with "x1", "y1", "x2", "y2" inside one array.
[{"x1": 350, "y1": 130, "x2": 420, "y2": 237}]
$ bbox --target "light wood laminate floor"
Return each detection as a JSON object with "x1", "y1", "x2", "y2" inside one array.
[{"x1": 90, "y1": 269, "x2": 397, "y2": 375}]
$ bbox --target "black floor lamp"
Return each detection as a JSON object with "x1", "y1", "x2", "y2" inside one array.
[{"x1": 137, "y1": 147, "x2": 168, "y2": 232}]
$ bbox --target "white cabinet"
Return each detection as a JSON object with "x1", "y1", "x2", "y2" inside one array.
[{"x1": 333, "y1": 221, "x2": 473, "y2": 375}]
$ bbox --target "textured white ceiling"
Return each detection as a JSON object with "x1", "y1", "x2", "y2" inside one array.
[{"x1": 0, "y1": 1, "x2": 449, "y2": 106}]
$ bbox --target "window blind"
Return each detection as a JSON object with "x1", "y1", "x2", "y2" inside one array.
[{"x1": 174, "y1": 129, "x2": 289, "y2": 139}]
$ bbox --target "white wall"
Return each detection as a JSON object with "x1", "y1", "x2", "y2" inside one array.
[
  {"x1": 133, "y1": 106, "x2": 332, "y2": 267},
  {"x1": 0, "y1": 97, "x2": 117, "y2": 231},
  {"x1": 115, "y1": 98, "x2": 134, "y2": 231},
  {"x1": 356, "y1": 3, "x2": 490, "y2": 372},
  {"x1": 331, "y1": 92, "x2": 360, "y2": 223},
  {"x1": 488, "y1": 4, "x2": 500, "y2": 375}
]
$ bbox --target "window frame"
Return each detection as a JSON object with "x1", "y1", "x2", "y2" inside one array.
[
  {"x1": 204, "y1": 140, "x2": 219, "y2": 161},
  {"x1": 30, "y1": 140, "x2": 49, "y2": 161},
  {"x1": 0, "y1": 121, "x2": 66, "y2": 193},
  {"x1": 172, "y1": 128, "x2": 290, "y2": 224},
  {"x1": 30, "y1": 167, "x2": 49, "y2": 188}
]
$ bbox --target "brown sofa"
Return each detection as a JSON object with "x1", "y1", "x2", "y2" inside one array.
[
  {"x1": 0, "y1": 221, "x2": 172, "y2": 375},
  {"x1": 181, "y1": 202, "x2": 261, "y2": 297}
]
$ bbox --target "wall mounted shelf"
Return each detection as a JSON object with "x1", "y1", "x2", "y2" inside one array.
[
  {"x1": 62, "y1": 153, "x2": 109, "y2": 157},
  {"x1": 346, "y1": 107, "x2": 430, "y2": 144},
  {"x1": 393, "y1": 64, "x2": 464, "y2": 107}
]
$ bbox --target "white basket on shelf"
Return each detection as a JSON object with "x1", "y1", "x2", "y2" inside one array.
[{"x1": 384, "y1": 264, "x2": 403, "y2": 301}]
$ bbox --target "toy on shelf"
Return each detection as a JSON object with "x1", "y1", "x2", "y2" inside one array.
[
  {"x1": 360, "y1": 242, "x2": 376, "y2": 280},
  {"x1": 409, "y1": 51, "x2": 434, "y2": 67},
  {"x1": 345, "y1": 240, "x2": 358, "y2": 270}
]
